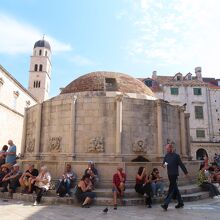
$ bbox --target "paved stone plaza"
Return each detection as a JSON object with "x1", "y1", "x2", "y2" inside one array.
[{"x1": 0, "y1": 198, "x2": 219, "y2": 220}]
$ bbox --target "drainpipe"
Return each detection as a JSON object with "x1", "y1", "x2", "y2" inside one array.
[
  {"x1": 206, "y1": 87, "x2": 212, "y2": 141},
  {"x1": 208, "y1": 87, "x2": 214, "y2": 140}
]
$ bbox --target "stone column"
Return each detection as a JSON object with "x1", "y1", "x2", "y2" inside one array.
[
  {"x1": 20, "y1": 108, "x2": 28, "y2": 157},
  {"x1": 34, "y1": 103, "x2": 42, "y2": 157},
  {"x1": 70, "y1": 95, "x2": 77, "y2": 159},
  {"x1": 180, "y1": 108, "x2": 187, "y2": 156},
  {"x1": 157, "y1": 100, "x2": 163, "y2": 156},
  {"x1": 115, "y1": 94, "x2": 123, "y2": 155}
]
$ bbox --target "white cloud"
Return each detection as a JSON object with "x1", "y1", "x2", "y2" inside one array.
[
  {"x1": 124, "y1": 0, "x2": 220, "y2": 77},
  {"x1": 0, "y1": 13, "x2": 72, "y2": 54},
  {"x1": 69, "y1": 55, "x2": 95, "y2": 66}
]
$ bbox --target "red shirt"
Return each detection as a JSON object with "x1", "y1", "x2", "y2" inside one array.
[{"x1": 113, "y1": 172, "x2": 126, "y2": 187}]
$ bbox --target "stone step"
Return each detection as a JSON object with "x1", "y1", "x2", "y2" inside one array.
[
  {"x1": 44, "y1": 184, "x2": 202, "y2": 198},
  {"x1": 0, "y1": 190, "x2": 210, "y2": 206},
  {"x1": 94, "y1": 192, "x2": 210, "y2": 206}
]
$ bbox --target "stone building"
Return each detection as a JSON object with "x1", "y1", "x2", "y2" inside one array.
[
  {"x1": 139, "y1": 67, "x2": 220, "y2": 160},
  {"x1": 28, "y1": 39, "x2": 52, "y2": 103},
  {"x1": 20, "y1": 71, "x2": 193, "y2": 184},
  {"x1": 0, "y1": 65, "x2": 38, "y2": 152}
]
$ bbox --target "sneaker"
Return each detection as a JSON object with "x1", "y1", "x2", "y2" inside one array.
[
  {"x1": 82, "y1": 204, "x2": 90, "y2": 208},
  {"x1": 114, "y1": 204, "x2": 117, "y2": 210},
  {"x1": 65, "y1": 193, "x2": 69, "y2": 197},
  {"x1": 33, "y1": 201, "x2": 38, "y2": 206},
  {"x1": 161, "y1": 204, "x2": 168, "y2": 211},
  {"x1": 213, "y1": 196, "x2": 220, "y2": 199},
  {"x1": 175, "y1": 203, "x2": 184, "y2": 208}
]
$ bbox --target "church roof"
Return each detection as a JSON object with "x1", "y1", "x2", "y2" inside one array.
[
  {"x1": 34, "y1": 39, "x2": 51, "y2": 50},
  {"x1": 60, "y1": 71, "x2": 155, "y2": 97}
]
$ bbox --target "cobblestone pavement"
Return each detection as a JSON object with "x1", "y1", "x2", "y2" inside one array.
[{"x1": 0, "y1": 198, "x2": 220, "y2": 220}]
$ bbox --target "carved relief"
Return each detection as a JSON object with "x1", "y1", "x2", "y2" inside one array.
[
  {"x1": 88, "y1": 137, "x2": 104, "y2": 153},
  {"x1": 115, "y1": 94, "x2": 123, "y2": 102},
  {"x1": 132, "y1": 140, "x2": 147, "y2": 153},
  {"x1": 26, "y1": 138, "x2": 35, "y2": 153},
  {"x1": 49, "y1": 137, "x2": 62, "y2": 152}
]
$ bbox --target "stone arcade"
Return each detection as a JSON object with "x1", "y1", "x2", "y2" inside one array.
[{"x1": 20, "y1": 71, "x2": 198, "y2": 186}]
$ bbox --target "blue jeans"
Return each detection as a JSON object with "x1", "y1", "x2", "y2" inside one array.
[
  {"x1": 57, "y1": 179, "x2": 71, "y2": 195},
  {"x1": 65, "y1": 179, "x2": 71, "y2": 194},
  {"x1": 151, "y1": 181, "x2": 164, "y2": 195},
  {"x1": 164, "y1": 175, "x2": 183, "y2": 206}
]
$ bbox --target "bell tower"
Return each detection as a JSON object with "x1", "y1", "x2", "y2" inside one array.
[{"x1": 28, "y1": 38, "x2": 52, "y2": 102}]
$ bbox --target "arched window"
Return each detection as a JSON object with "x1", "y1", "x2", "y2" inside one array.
[
  {"x1": 39, "y1": 64, "x2": 43, "y2": 72},
  {"x1": 34, "y1": 81, "x2": 36, "y2": 88},
  {"x1": 45, "y1": 51, "x2": 47, "y2": 56},
  {"x1": 34, "y1": 64, "x2": 38, "y2": 71},
  {"x1": 39, "y1": 50, "x2": 42, "y2": 56},
  {"x1": 38, "y1": 81, "x2": 41, "y2": 88}
]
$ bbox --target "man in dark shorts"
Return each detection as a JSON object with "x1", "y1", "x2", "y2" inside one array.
[
  {"x1": 112, "y1": 167, "x2": 126, "y2": 210},
  {"x1": 19, "y1": 164, "x2": 39, "y2": 193}
]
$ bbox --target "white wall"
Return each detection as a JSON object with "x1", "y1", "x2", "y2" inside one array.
[
  {"x1": 208, "y1": 88, "x2": 220, "y2": 141},
  {"x1": 0, "y1": 66, "x2": 37, "y2": 153},
  {"x1": 155, "y1": 85, "x2": 210, "y2": 141}
]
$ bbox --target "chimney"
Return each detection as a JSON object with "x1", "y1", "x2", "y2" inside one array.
[
  {"x1": 152, "y1": 70, "x2": 157, "y2": 80},
  {"x1": 195, "y1": 67, "x2": 202, "y2": 81}
]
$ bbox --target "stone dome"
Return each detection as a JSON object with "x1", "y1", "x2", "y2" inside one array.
[
  {"x1": 34, "y1": 39, "x2": 51, "y2": 50},
  {"x1": 60, "y1": 71, "x2": 155, "y2": 96}
]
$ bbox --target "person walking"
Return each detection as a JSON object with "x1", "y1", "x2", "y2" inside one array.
[{"x1": 161, "y1": 144, "x2": 188, "y2": 211}]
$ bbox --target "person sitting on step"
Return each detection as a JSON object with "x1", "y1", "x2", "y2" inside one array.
[
  {"x1": 84, "y1": 161, "x2": 99, "y2": 188},
  {"x1": 135, "y1": 166, "x2": 152, "y2": 208},
  {"x1": 0, "y1": 165, "x2": 10, "y2": 187},
  {"x1": 33, "y1": 165, "x2": 51, "y2": 206},
  {"x1": 75, "y1": 174, "x2": 96, "y2": 208},
  {"x1": 56, "y1": 163, "x2": 77, "y2": 197},
  {"x1": 150, "y1": 168, "x2": 164, "y2": 197},
  {"x1": 112, "y1": 167, "x2": 126, "y2": 210},
  {"x1": 197, "y1": 163, "x2": 220, "y2": 199},
  {"x1": 19, "y1": 164, "x2": 39, "y2": 194},
  {"x1": 1, "y1": 163, "x2": 22, "y2": 196}
]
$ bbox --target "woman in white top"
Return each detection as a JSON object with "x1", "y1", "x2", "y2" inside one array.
[{"x1": 34, "y1": 166, "x2": 51, "y2": 206}]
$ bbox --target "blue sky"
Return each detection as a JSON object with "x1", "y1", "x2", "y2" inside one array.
[{"x1": 0, "y1": 0, "x2": 220, "y2": 97}]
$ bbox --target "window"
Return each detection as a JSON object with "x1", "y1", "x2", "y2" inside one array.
[
  {"x1": 193, "y1": 88, "x2": 202, "y2": 95},
  {"x1": 39, "y1": 50, "x2": 42, "y2": 56},
  {"x1": 177, "y1": 76, "x2": 181, "y2": 81},
  {"x1": 0, "y1": 77, "x2": 4, "y2": 86},
  {"x1": 34, "y1": 64, "x2": 38, "y2": 71},
  {"x1": 45, "y1": 51, "x2": 47, "y2": 56},
  {"x1": 144, "y1": 80, "x2": 153, "y2": 87},
  {"x1": 195, "y1": 106, "x2": 204, "y2": 119},
  {"x1": 34, "y1": 80, "x2": 41, "y2": 88},
  {"x1": 196, "y1": 129, "x2": 205, "y2": 138},
  {"x1": 170, "y1": 87, "x2": 179, "y2": 95},
  {"x1": 188, "y1": 75, "x2": 192, "y2": 80},
  {"x1": 105, "y1": 78, "x2": 117, "y2": 91},
  {"x1": 39, "y1": 64, "x2": 43, "y2": 71}
]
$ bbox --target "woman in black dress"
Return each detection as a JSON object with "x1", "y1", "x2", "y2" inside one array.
[
  {"x1": 75, "y1": 174, "x2": 96, "y2": 208},
  {"x1": 135, "y1": 166, "x2": 152, "y2": 208}
]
